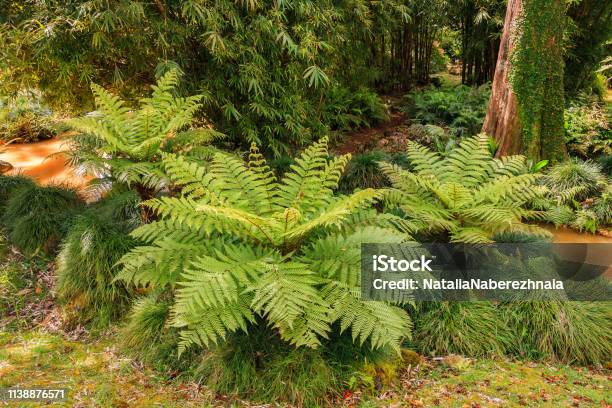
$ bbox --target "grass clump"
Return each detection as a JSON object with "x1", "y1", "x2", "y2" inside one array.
[
  {"x1": 503, "y1": 301, "x2": 612, "y2": 364},
  {"x1": 544, "y1": 159, "x2": 608, "y2": 203},
  {"x1": 56, "y1": 191, "x2": 139, "y2": 328},
  {"x1": 413, "y1": 302, "x2": 512, "y2": 357},
  {"x1": 536, "y1": 159, "x2": 611, "y2": 232},
  {"x1": 2, "y1": 183, "x2": 83, "y2": 254},
  {"x1": 195, "y1": 324, "x2": 393, "y2": 407},
  {"x1": 119, "y1": 292, "x2": 185, "y2": 372},
  {"x1": 0, "y1": 174, "x2": 35, "y2": 211},
  {"x1": 338, "y1": 150, "x2": 390, "y2": 193}
]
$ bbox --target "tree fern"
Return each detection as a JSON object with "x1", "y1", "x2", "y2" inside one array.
[
  {"x1": 381, "y1": 134, "x2": 550, "y2": 243},
  {"x1": 117, "y1": 137, "x2": 412, "y2": 354},
  {"x1": 68, "y1": 69, "x2": 224, "y2": 199}
]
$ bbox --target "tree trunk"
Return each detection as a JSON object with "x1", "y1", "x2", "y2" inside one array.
[
  {"x1": 482, "y1": 0, "x2": 523, "y2": 156},
  {"x1": 482, "y1": 0, "x2": 566, "y2": 161}
]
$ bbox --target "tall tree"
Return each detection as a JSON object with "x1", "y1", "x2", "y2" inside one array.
[{"x1": 483, "y1": 0, "x2": 566, "y2": 161}]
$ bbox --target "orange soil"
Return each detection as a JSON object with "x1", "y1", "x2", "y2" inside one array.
[
  {"x1": 540, "y1": 224, "x2": 612, "y2": 244},
  {"x1": 0, "y1": 136, "x2": 89, "y2": 188}
]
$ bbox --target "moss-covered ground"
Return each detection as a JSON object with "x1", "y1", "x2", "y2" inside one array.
[{"x1": 1, "y1": 330, "x2": 610, "y2": 407}]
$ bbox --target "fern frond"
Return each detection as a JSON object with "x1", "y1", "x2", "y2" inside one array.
[
  {"x1": 174, "y1": 295, "x2": 255, "y2": 355},
  {"x1": 406, "y1": 140, "x2": 442, "y2": 179},
  {"x1": 276, "y1": 137, "x2": 333, "y2": 213},
  {"x1": 283, "y1": 189, "x2": 381, "y2": 241},
  {"x1": 323, "y1": 281, "x2": 411, "y2": 352},
  {"x1": 302, "y1": 226, "x2": 405, "y2": 287},
  {"x1": 248, "y1": 262, "x2": 331, "y2": 348}
]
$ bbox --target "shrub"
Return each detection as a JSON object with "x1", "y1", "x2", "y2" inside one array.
[
  {"x1": 0, "y1": 94, "x2": 57, "y2": 143},
  {"x1": 381, "y1": 134, "x2": 549, "y2": 243},
  {"x1": 117, "y1": 138, "x2": 412, "y2": 355},
  {"x1": 404, "y1": 84, "x2": 491, "y2": 137},
  {"x1": 405, "y1": 124, "x2": 449, "y2": 153},
  {"x1": 564, "y1": 99, "x2": 611, "y2": 158},
  {"x1": 2, "y1": 183, "x2": 83, "y2": 254},
  {"x1": 338, "y1": 150, "x2": 391, "y2": 193},
  {"x1": 537, "y1": 159, "x2": 611, "y2": 231},
  {"x1": 0, "y1": 174, "x2": 35, "y2": 211},
  {"x1": 503, "y1": 301, "x2": 612, "y2": 364},
  {"x1": 56, "y1": 191, "x2": 139, "y2": 328},
  {"x1": 119, "y1": 292, "x2": 183, "y2": 371},
  {"x1": 413, "y1": 302, "x2": 512, "y2": 357},
  {"x1": 543, "y1": 159, "x2": 608, "y2": 204},
  {"x1": 322, "y1": 86, "x2": 388, "y2": 133},
  {"x1": 195, "y1": 324, "x2": 392, "y2": 407}
]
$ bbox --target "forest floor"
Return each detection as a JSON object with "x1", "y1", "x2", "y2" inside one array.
[
  {"x1": 1, "y1": 238, "x2": 610, "y2": 408},
  {"x1": 2, "y1": 329, "x2": 610, "y2": 407}
]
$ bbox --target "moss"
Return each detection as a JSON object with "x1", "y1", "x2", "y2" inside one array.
[{"x1": 509, "y1": 0, "x2": 566, "y2": 162}]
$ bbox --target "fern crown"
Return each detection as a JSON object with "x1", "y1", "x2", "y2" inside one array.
[
  {"x1": 68, "y1": 69, "x2": 223, "y2": 192},
  {"x1": 381, "y1": 134, "x2": 549, "y2": 243},
  {"x1": 117, "y1": 137, "x2": 412, "y2": 354}
]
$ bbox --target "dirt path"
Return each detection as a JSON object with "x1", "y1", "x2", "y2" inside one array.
[
  {"x1": 334, "y1": 95, "x2": 412, "y2": 155},
  {"x1": 334, "y1": 110, "x2": 408, "y2": 155},
  {"x1": 0, "y1": 136, "x2": 89, "y2": 189}
]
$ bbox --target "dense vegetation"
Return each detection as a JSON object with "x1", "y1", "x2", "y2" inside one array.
[{"x1": 0, "y1": 0, "x2": 611, "y2": 406}]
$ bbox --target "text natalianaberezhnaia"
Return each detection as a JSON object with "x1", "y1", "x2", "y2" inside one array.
[{"x1": 370, "y1": 254, "x2": 565, "y2": 291}]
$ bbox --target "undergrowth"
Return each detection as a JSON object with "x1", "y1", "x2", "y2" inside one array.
[
  {"x1": 403, "y1": 84, "x2": 491, "y2": 137},
  {"x1": 56, "y1": 191, "x2": 139, "y2": 329},
  {"x1": 2, "y1": 183, "x2": 83, "y2": 254}
]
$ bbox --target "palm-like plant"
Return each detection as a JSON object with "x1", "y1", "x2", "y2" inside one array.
[
  {"x1": 68, "y1": 69, "x2": 223, "y2": 199},
  {"x1": 381, "y1": 135, "x2": 549, "y2": 243},
  {"x1": 117, "y1": 137, "x2": 412, "y2": 354}
]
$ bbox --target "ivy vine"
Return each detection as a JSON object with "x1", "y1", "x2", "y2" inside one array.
[{"x1": 509, "y1": 0, "x2": 566, "y2": 161}]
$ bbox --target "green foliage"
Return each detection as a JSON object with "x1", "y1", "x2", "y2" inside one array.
[
  {"x1": 509, "y1": 0, "x2": 566, "y2": 161},
  {"x1": 338, "y1": 150, "x2": 392, "y2": 193},
  {"x1": 381, "y1": 135, "x2": 549, "y2": 243},
  {"x1": 117, "y1": 137, "x2": 412, "y2": 355},
  {"x1": 0, "y1": 93, "x2": 57, "y2": 143},
  {"x1": 536, "y1": 159, "x2": 611, "y2": 231},
  {"x1": 0, "y1": 1, "x2": 376, "y2": 154},
  {"x1": 0, "y1": 174, "x2": 35, "y2": 211},
  {"x1": 0, "y1": 0, "x2": 449, "y2": 155},
  {"x1": 413, "y1": 302, "x2": 512, "y2": 357},
  {"x1": 544, "y1": 159, "x2": 608, "y2": 204},
  {"x1": 119, "y1": 292, "x2": 184, "y2": 371},
  {"x1": 68, "y1": 69, "x2": 223, "y2": 198},
  {"x1": 195, "y1": 323, "x2": 392, "y2": 407},
  {"x1": 564, "y1": 98, "x2": 611, "y2": 159},
  {"x1": 404, "y1": 84, "x2": 491, "y2": 137},
  {"x1": 2, "y1": 183, "x2": 83, "y2": 254},
  {"x1": 430, "y1": 48, "x2": 450, "y2": 74},
  {"x1": 405, "y1": 123, "x2": 451, "y2": 153},
  {"x1": 322, "y1": 86, "x2": 388, "y2": 133},
  {"x1": 564, "y1": 1, "x2": 612, "y2": 97},
  {"x1": 503, "y1": 301, "x2": 612, "y2": 364},
  {"x1": 0, "y1": 234, "x2": 51, "y2": 331},
  {"x1": 56, "y1": 191, "x2": 139, "y2": 328}
]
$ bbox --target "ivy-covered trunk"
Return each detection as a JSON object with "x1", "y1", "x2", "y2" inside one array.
[{"x1": 483, "y1": 0, "x2": 567, "y2": 162}]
